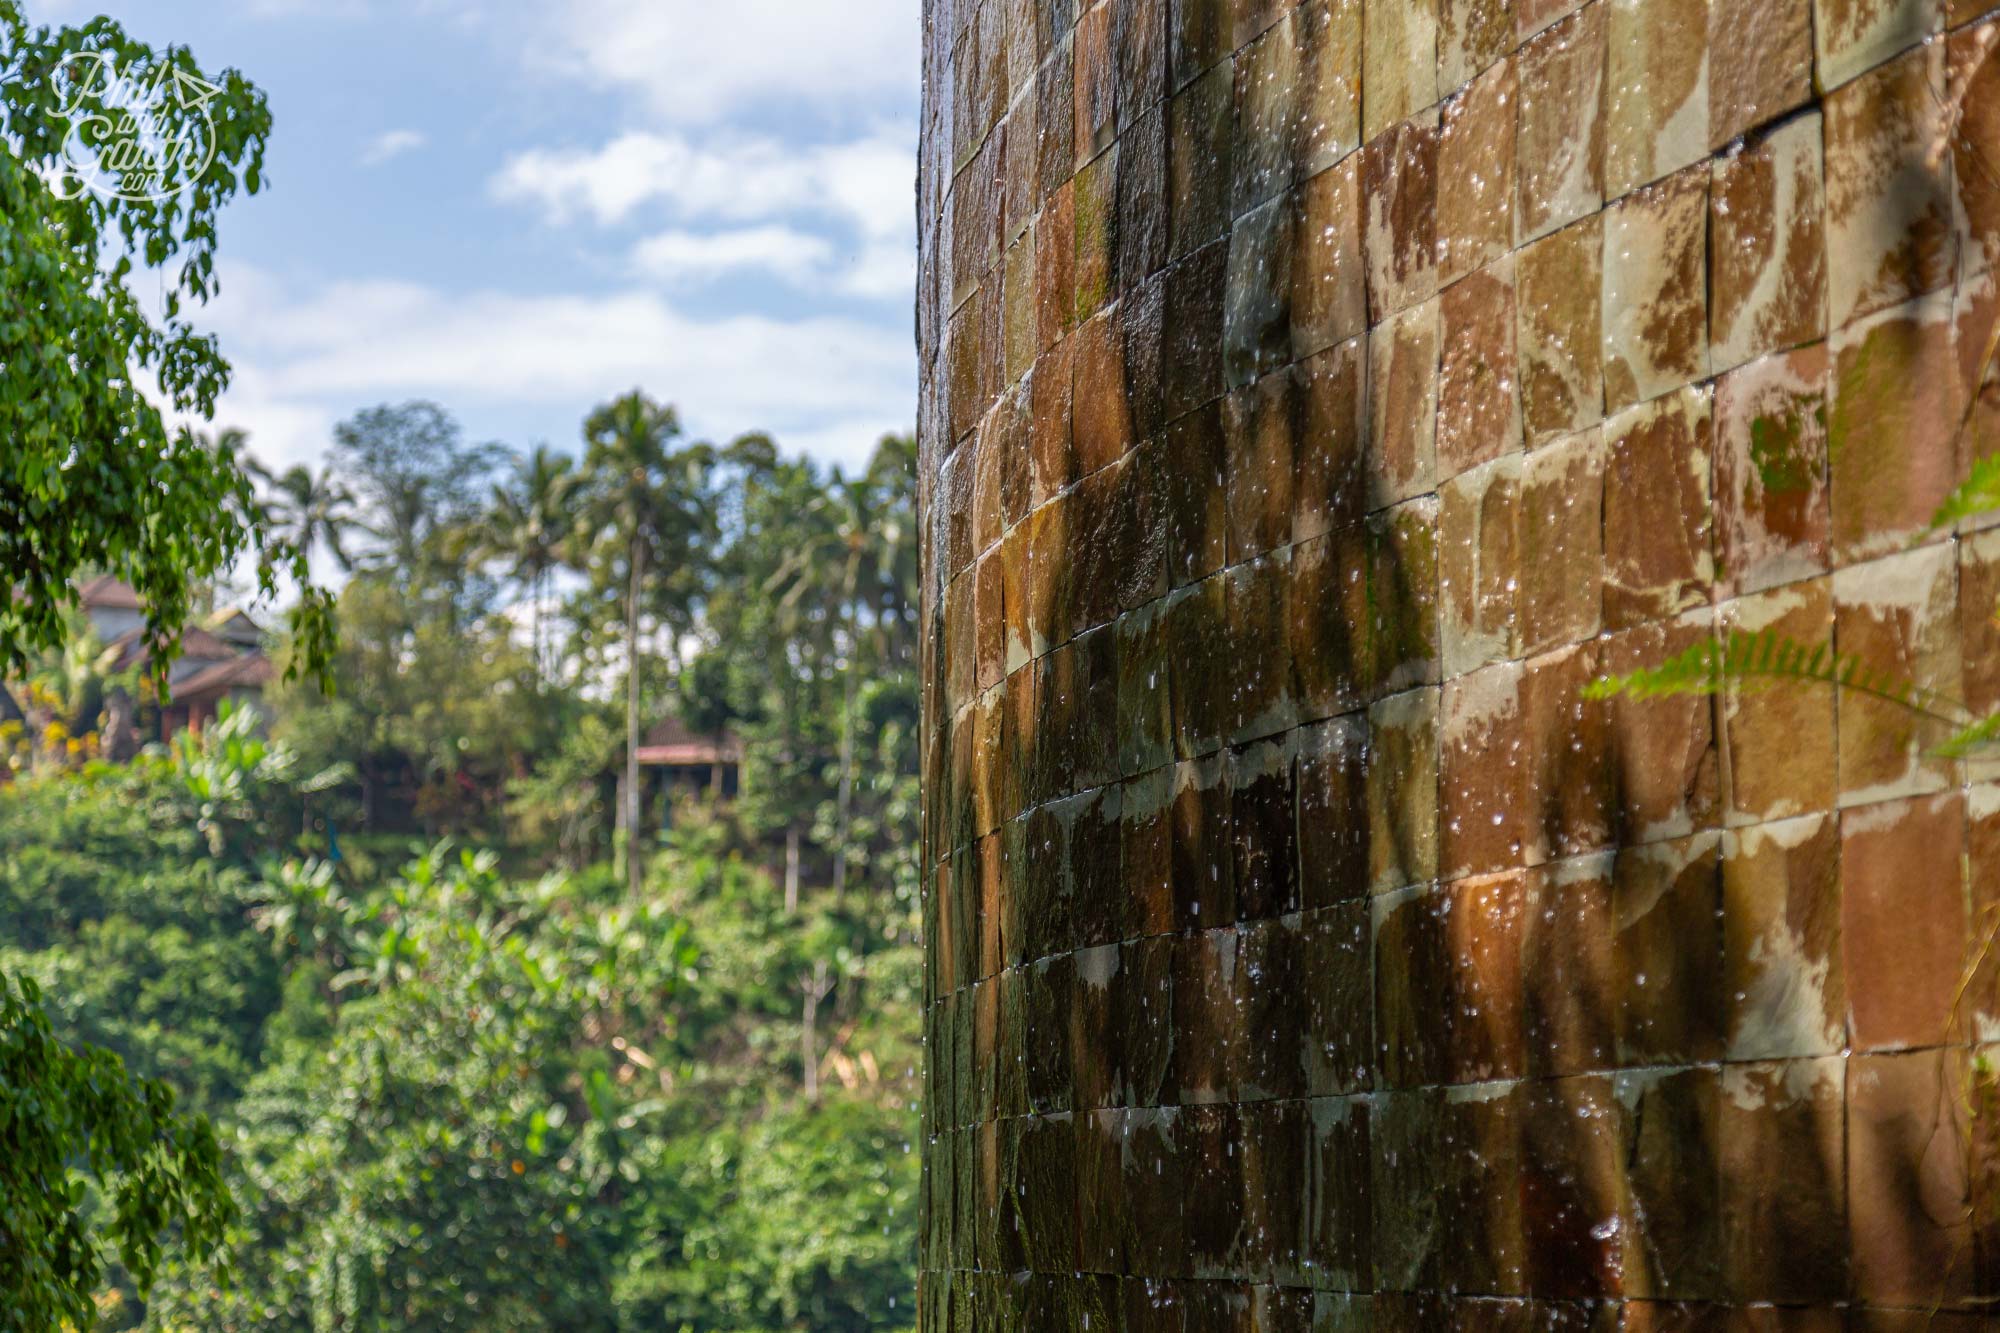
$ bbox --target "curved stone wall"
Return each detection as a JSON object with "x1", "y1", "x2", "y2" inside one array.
[{"x1": 916, "y1": 0, "x2": 2000, "y2": 1322}]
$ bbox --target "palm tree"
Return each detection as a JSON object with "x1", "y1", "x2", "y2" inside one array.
[
  {"x1": 575, "y1": 391, "x2": 717, "y2": 900},
  {"x1": 765, "y1": 434, "x2": 917, "y2": 893},
  {"x1": 249, "y1": 457, "x2": 367, "y2": 573},
  {"x1": 481, "y1": 445, "x2": 579, "y2": 680}
]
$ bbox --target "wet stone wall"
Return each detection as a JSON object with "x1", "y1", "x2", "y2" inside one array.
[{"x1": 915, "y1": 0, "x2": 2000, "y2": 1324}]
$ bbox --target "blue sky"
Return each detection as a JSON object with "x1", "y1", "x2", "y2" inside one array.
[{"x1": 34, "y1": 0, "x2": 920, "y2": 473}]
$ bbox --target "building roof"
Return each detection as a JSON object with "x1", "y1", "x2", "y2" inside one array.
[
  {"x1": 76, "y1": 575, "x2": 144, "y2": 610},
  {"x1": 636, "y1": 716, "x2": 743, "y2": 767},
  {"x1": 172, "y1": 652, "x2": 275, "y2": 704},
  {"x1": 205, "y1": 607, "x2": 264, "y2": 645},
  {"x1": 107, "y1": 625, "x2": 241, "y2": 673}
]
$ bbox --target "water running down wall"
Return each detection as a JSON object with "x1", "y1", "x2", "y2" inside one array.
[{"x1": 916, "y1": 0, "x2": 2000, "y2": 1321}]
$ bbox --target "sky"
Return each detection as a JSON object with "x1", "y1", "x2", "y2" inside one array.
[{"x1": 32, "y1": 0, "x2": 921, "y2": 474}]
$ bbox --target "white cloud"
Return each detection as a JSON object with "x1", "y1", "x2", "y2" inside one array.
[
  {"x1": 359, "y1": 128, "x2": 427, "y2": 166},
  {"x1": 539, "y1": 0, "x2": 919, "y2": 125},
  {"x1": 631, "y1": 225, "x2": 832, "y2": 286},
  {"x1": 195, "y1": 262, "x2": 914, "y2": 465},
  {"x1": 492, "y1": 127, "x2": 915, "y2": 301}
]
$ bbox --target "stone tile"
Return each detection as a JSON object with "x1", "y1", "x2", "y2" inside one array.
[
  {"x1": 1517, "y1": 216, "x2": 1605, "y2": 443},
  {"x1": 1842, "y1": 791, "x2": 1967, "y2": 1050},
  {"x1": 1436, "y1": 58, "x2": 1517, "y2": 286},
  {"x1": 1223, "y1": 366, "x2": 1297, "y2": 560},
  {"x1": 1299, "y1": 0, "x2": 1365, "y2": 176},
  {"x1": 1233, "y1": 12, "x2": 1303, "y2": 213},
  {"x1": 1824, "y1": 42, "x2": 1957, "y2": 329},
  {"x1": 1719, "y1": 579, "x2": 1839, "y2": 825},
  {"x1": 1439, "y1": 453, "x2": 1524, "y2": 676},
  {"x1": 1071, "y1": 304, "x2": 1134, "y2": 474},
  {"x1": 1712, "y1": 344, "x2": 1831, "y2": 596},
  {"x1": 1121, "y1": 934, "x2": 1178, "y2": 1104},
  {"x1": 1238, "y1": 920, "x2": 1310, "y2": 1100},
  {"x1": 1950, "y1": 24, "x2": 2000, "y2": 285},
  {"x1": 1520, "y1": 642, "x2": 1619, "y2": 861},
  {"x1": 1182, "y1": 1103, "x2": 1249, "y2": 1275},
  {"x1": 1168, "y1": 61, "x2": 1236, "y2": 261},
  {"x1": 1815, "y1": 0, "x2": 1940, "y2": 92},
  {"x1": 1004, "y1": 233, "x2": 1041, "y2": 385},
  {"x1": 1226, "y1": 197, "x2": 1296, "y2": 390},
  {"x1": 1113, "y1": 0, "x2": 1168, "y2": 115},
  {"x1": 1171, "y1": 0, "x2": 1232, "y2": 91},
  {"x1": 1038, "y1": 181, "x2": 1080, "y2": 353},
  {"x1": 1290, "y1": 525, "x2": 1373, "y2": 720},
  {"x1": 1369, "y1": 496, "x2": 1444, "y2": 694},
  {"x1": 1710, "y1": 115, "x2": 1828, "y2": 373},
  {"x1": 1717, "y1": 1058, "x2": 1848, "y2": 1302},
  {"x1": 1603, "y1": 0, "x2": 1709, "y2": 198},
  {"x1": 1614, "y1": 1065, "x2": 1721, "y2": 1299},
  {"x1": 1224, "y1": 550, "x2": 1298, "y2": 744},
  {"x1": 1519, "y1": 1073, "x2": 1631, "y2": 1297},
  {"x1": 1292, "y1": 158, "x2": 1369, "y2": 358},
  {"x1": 1031, "y1": 339, "x2": 1078, "y2": 508},
  {"x1": 1366, "y1": 298, "x2": 1440, "y2": 508},
  {"x1": 1306, "y1": 1096, "x2": 1373, "y2": 1286},
  {"x1": 1964, "y1": 528, "x2": 2000, "y2": 721},
  {"x1": 1441, "y1": 1085, "x2": 1530, "y2": 1294},
  {"x1": 1438, "y1": 258, "x2": 1524, "y2": 477},
  {"x1": 1441, "y1": 660, "x2": 1531, "y2": 880},
  {"x1": 1519, "y1": 427, "x2": 1605, "y2": 653},
  {"x1": 1440, "y1": 0, "x2": 1514, "y2": 91},
  {"x1": 1168, "y1": 577, "x2": 1232, "y2": 759},
  {"x1": 1171, "y1": 928, "x2": 1247, "y2": 1103},
  {"x1": 1515, "y1": 1, "x2": 1607, "y2": 244},
  {"x1": 1363, "y1": 0, "x2": 1440, "y2": 142},
  {"x1": 1951, "y1": 272, "x2": 2000, "y2": 538},
  {"x1": 1522, "y1": 853, "x2": 1619, "y2": 1075},
  {"x1": 976, "y1": 548, "x2": 1007, "y2": 693},
  {"x1": 1293, "y1": 336, "x2": 1368, "y2": 543},
  {"x1": 1163, "y1": 403, "x2": 1230, "y2": 586},
  {"x1": 1602, "y1": 385, "x2": 1714, "y2": 630},
  {"x1": 1833, "y1": 543, "x2": 1963, "y2": 805},
  {"x1": 1827, "y1": 292, "x2": 1961, "y2": 562},
  {"x1": 1721, "y1": 815, "x2": 1844, "y2": 1060},
  {"x1": 1602, "y1": 165, "x2": 1710, "y2": 411},
  {"x1": 1119, "y1": 106, "x2": 1172, "y2": 294},
  {"x1": 1613, "y1": 832, "x2": 1726, "y2": 1066},
  {"x1": 1373, "y1": 884, "x2": 1455, "y2": 1086},
  {"x1": 1601, "y1": 613, "x2": 1724, "y2": 841},
  {"x1": 1229, "y1": 736, "x2": 1300, "y2": 922},
  {"x1": 1362, "y1": 109, "x2": 1442, "y2": 321},
  {"x1": 1303, "y1": 903, "x2": 1374, "y2": 1092},
  {"x1": 1073, "y1": 145, "x2": 1121, "y2": 320},
  {"x1": 1164, "y1": 239, "x2": 1229, "y2": 419},
  {"x1": 1444, "y1": 870, "x2": 1531, "y2": 1081},
  {"x1": 1297, "y1": 717, "x2": 1371, "y2": 909},
  {"x1": 1708, "y1": 0, "x2": 1812, "y2": 148},
  {"x1": 1076, "y1": 3, "x2": 1118, "y2": 164},
  {"x1": 1366, "y1": 686, "x2": 1442, "y2": 894},
  {"x1": 1848, "y1": 1049, "x2": 1974, "y2": 1305}
]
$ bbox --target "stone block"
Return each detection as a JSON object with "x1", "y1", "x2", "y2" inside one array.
[
  {"x1": 1603, "y1": 0, "x2": 1709, "y2": 198},
  {"x1": 1719, "y1": 578, "x2": 1838, "y2": 824},
  {"x1": 1519, "y1": 427, "x2": 1605, "y2": 653},
  {"x1": 1438, "y1": 257, "x2": 1524, "y2": 477},
  {"x1": 1712, "y1": 344, "x2": 1831, "y2": 595},
  {"x1": 1363, "y1": 110, "x2": 1442, "y2": 321},
  {"x1": 1517, "y1": 216, "x2": 1605, "y2": 443},
  {"x1": 1842, "y1": 791, "x2": 1967, "y2": 1050},
  {"x1": 1613, "y1": 832, "x2": 1726, "y2": 1066},
  {"x1": 1515, "y1": 1, "x2": 1607, "y2": 243},
  {"x1": 1292, "y1": 159, "x2": 1370, "y2": 357},
  {"x1": 1709, "y1": 115, "x2": 1827, "y2": 373},
  {"x1": 1363, "y1": 0, "x2": 1440, "y2": 142},
  {"x1": 1708, "y1": 0, "x2": 1812, "y2": 148},
  {"x1": 1436, "y1": 58, "x2": 1517, "y2": 284},
  {"x1": 1602, "y1": 165, "x2": 1710, "y2": 411},
  {"x1": 1832, "y1": 543, "x2": 1962, "y2": 804},
  {"x1": 1827, "y1": 292, "x2": 1960, "y2": 563},
  {"x1": 1717, "y1": 1058, "x2": 1847, "y2": 1302},
  {"x1": 1522, "y1": 853, "x2": 1619, "y2": 1076},
  {"x1": 1824, "y1": 42, "x2": 1956, "y2": 328},
  {"x1": 1366, "y1": 686, "x2": 1442, "y2": 894},
  {"x1": 1721, "y1": 814, "x2": 1844, "y2": 1061},
  {"x1": 1602, "y1": 385, "x2": 1714, "y2": 630},
  {"x1": 1439, "y1": 452, "x2": 1523, "y2": 677},
  {"x1": 1441, "y1": 660, "x2": 1531, "y2": 880},
  {"x1": 1297, "y1": 714, "x2": 1371, "y2": 909},
  {"x1": 1223, "y1": 364, "x2": 1298, "y2": 559},
  {"x1": 1848, "y1": 1049, "x2": 1974, "y2": 1304},
  {"x1": 1365, "y1": 298, "x2": 1440, "y2": 507}
]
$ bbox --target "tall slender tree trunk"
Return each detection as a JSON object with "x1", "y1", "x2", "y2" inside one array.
[
  {"x1": 624, "y1": 534, "x2": 646, "y2": 902},
  {"x1": 833, "y1": 595, "x2": 859, "y2": 894},
  {"x1": 784, "y1": 826, "x2": 801, "y2": 914},
  {"x1": 801, "y1": 959, "x2": 830, "y2": 1103}
]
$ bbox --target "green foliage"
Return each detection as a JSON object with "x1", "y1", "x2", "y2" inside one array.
[
  {"x1": 0, "y1": 3, "x2": 333, "y2": 688},
  {"x1": 1932, "y1": 450, "x2": 2000, "y2": 530},
  {"x1": 0, "y1": 973, "x2": 234, "y2": 1333}
]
